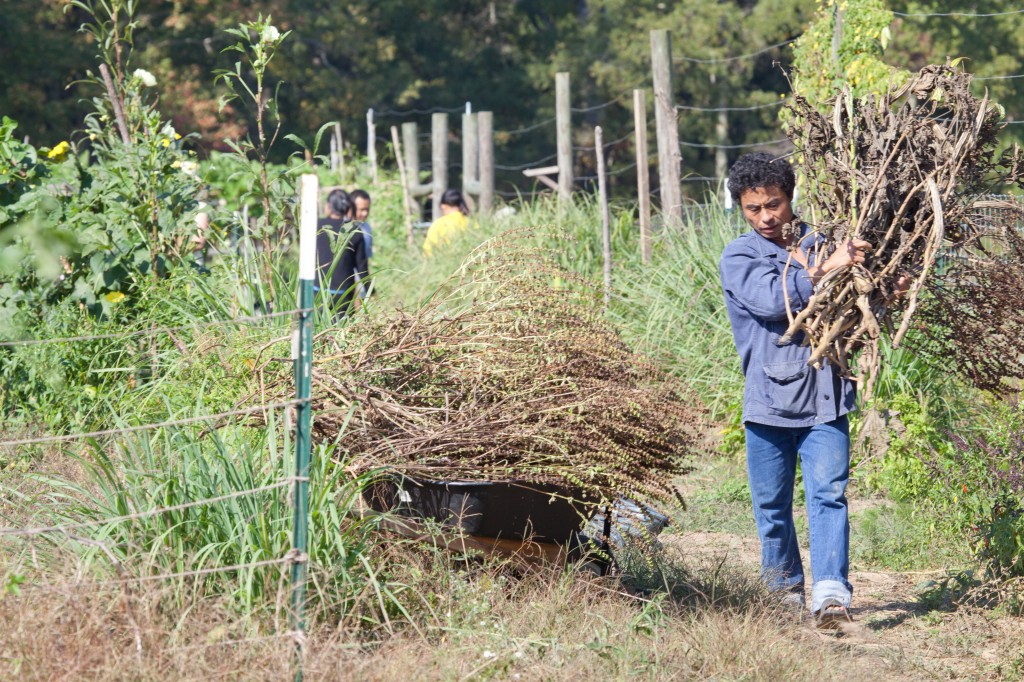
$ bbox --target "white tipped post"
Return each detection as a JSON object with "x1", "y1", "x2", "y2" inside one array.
[
  {"x1": 367, "y1": 108, "x2": 378, "y2": 183},
  {"x1": 298, "y1": 175, "x2": 319, "y2": 282},
  {"x1": 291, "y1": 172, "x2": 317, "y2": 661}
]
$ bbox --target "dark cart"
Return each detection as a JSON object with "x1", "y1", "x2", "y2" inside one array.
[{"x1": 361, "y1": 475, "x2": 608, "y2": 569}]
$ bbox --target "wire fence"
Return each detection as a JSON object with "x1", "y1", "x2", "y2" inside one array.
[
  {"x1": 0, "y1": 308, "x2": 307, "y2": 349},
  {"x1": 673, "y1": 38, "x2": 798, "y2": 64},
  {"x1": 0, "y1": 295, "x2": 316, "y2": 659},
  {"x1": 893, "y1": 8, "x2": 1024, "y2": 18},
  {"x1": 676, "y1": 100, "x2": 785, "y2": 112},
  {"x1": 496, "y1": 116, "x2": 557, "y2": 137}
]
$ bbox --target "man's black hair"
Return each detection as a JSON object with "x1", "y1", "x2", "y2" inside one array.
[
  {"x1": 327, "y1": 188, "x2": 353, "y2": 219},
  {"x1": 728, "y1": 152, "x2": 796, "y2": 204},
  {"x1": 350, "y1": 188, "x2": 371, "y2": 202}
]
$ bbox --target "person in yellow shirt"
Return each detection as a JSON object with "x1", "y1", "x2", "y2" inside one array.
[{"x1": 423, "y1": 189, "x2": 471, "y2": 257}]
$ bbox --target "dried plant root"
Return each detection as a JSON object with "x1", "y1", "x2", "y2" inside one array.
[{"x1": 785, "y1": 59, "x2": 1024, "y2": 397}]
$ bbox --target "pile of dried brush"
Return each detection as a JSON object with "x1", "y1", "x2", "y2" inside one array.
[
  {"x1": 784, "y1": 60, "x2": 1024, "y2": 396},
  {"x1": 286, "y1": 231, "x2": 705, "y2": 506}
]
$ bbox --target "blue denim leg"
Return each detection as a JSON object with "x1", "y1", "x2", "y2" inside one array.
[
  {"x1": 797, "y1": 416, "x2": 853, "y2": 611},
  {"x1": 744, "y1": 422, "x2": 804, "y2": 592}
]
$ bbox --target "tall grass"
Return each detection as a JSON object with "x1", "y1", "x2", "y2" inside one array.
[{"x1": 45, "y1": 406, "x2": 397, "y2": 619}]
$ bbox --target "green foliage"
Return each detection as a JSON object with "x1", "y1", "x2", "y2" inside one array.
[
  {"x1": 852, "y1": 501, "x2": 968, "y2": 570},
  {"x1": 791, "y1": 0, "x2": 908, "y2": 109},
  {"x1": 888, "y1": 1, "x2": 1024, "y2": 147},
  {"x1": 0, "y1": 118, "x2": 77, "y2": 324},
  {"x1": 0, "y1": 0, "x2": 205, "y2": 335},
  {"x1": 864, "y1": 393, "x2": 951, "y2": 501},
  {"x1": 214, "y1": 15, "x2": 292, "y2": 241},
  {"x1": 0, "y1": 116, "x2": 52, "y2": 217}
]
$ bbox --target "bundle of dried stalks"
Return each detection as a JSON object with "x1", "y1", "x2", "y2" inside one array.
[
  {"x1": 784, "y1": 60, "x2": 1024, "y2": 396},
  {"x1": 296, "y1": 231, "x2": 704, "y2": 506}
]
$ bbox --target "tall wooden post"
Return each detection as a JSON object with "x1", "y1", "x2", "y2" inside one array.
[
  {"x1": 596, "y1": 126, "x2": 612, "y2": 308},
  {"x1": 462, "y1": 112, "x2": 479, "y2": 198},
  {"x1": 333, "y1": 123, "x2": 344, "y2": 179},
  {"x1": 391, "y1": 126, "x2": 416, "y2": 249},
  {"x1": 651, "y1": 29, "x2": 682, "y2": 225},
  {"x1": 633, "y1": 89, "x2": 652, "y2": 264},
  {"x1": 431, "y1": 112, "x2": 449, "y2": 219},
  {"x1": 715, "y1": 107, "x2": 729, "y2": 202},
  {"x1": 478, "y1": 111, "x2": 495, "y2": 217},
  {"x1": 366, "y1": 108, "x2": 378, "y2": 183},
  {"x1": 556, "y1": 72, "x2": 573, "y2": 201},
  {"x1": 401, "y1": 122, "x2": 432, "y2": 219}
]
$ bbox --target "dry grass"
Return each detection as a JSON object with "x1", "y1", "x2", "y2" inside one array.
[{"x1": 9, "y1": 543, "x2": 1015, "y2": 682}]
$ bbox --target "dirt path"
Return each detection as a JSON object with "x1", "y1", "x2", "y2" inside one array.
[{"x1": 667, "y1": 529, "x2": 1023, "y2": 680}]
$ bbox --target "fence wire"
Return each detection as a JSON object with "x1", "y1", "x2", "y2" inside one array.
[
  {"x1": 0, "y1": 399, "x2": 307, "y2": 449},
  {"x1": 677, "y1": 137, "x2": 790, "y2": 149},
  {"x1": 0, "y1": 308, "x2": 308, "y2": 349},
  {"x1": 0, "y1": 478, "x2": 302, "y2": 538},
  {"x1": 673, "y1": 38, "x2": 797, "y2": 64},
  {"x1": 676, "y1": 100, "x2": 785, "y2": 112},
  {"x1": 894, "y1": 8, "x2": 1024, "y2": 17},
  {"x1": 496, "y1": 116, "x2": 557, "y2": 137}
]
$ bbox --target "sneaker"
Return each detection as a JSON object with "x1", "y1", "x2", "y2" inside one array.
[{"x1": 780, "y1": 590, "x2": 806, "y2": 613}]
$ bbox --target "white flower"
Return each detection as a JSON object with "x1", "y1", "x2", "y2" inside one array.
[
  {"x1": 260, "y1": 25, "x2": 281, "y2": 43},
  {"x1": 133, "y1": 69, "x2": 157, "y2": 88},
  {"x1": 179, "y1": 160, "x2": 199, "y2": 176},
  {"x1": 482, "y1": 650, "x2": 496, "y2": 660}
]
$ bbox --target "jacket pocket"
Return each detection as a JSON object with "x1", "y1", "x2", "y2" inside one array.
[{"x1": 762, "y1": 360, "x2": 816, "y2": 418}]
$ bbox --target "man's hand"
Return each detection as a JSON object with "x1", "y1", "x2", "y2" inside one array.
[
  {"x1": 889, "y1": 273, "x2": 913, "y2": 300},
  {"x1": 805, "y1": 239, "x2": 872, "y2": 284}
]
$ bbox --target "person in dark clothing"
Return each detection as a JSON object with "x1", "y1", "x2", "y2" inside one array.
[{"x1": 315, "y1": 189, "x2": 370, "y2": 320}]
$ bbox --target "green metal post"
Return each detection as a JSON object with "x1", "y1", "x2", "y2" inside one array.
[
  {"x1": 290, "y1": 174, "x2": 318, "y2": 679},
  {"x1": 290, "y1": 279, "x2": 313, "y2": 621}
]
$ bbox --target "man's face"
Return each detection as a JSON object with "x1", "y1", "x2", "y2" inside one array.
[
  {"x1": 355, "y1": 197, "x2": 371, "y2": 222},
  {"x1": 739, "y1": 186, "x2": 794, "y2": 245}
]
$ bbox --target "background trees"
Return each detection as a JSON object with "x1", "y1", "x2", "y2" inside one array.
[{"x1": 3, "y1": 0, "x2": 1024, "y2": 194}]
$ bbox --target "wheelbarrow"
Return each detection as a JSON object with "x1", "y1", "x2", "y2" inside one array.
[{"x1": 361, "y1": 476, "x2": 609, "y2": 570}]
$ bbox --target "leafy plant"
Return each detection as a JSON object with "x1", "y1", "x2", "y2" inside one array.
[{"x1": 213, "y1": 16, "x2": 293, "y2": 304}]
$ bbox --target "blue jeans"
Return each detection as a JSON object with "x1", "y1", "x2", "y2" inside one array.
[{"x1": 745, "y1": 416, "x2": 853, "y2": 612}]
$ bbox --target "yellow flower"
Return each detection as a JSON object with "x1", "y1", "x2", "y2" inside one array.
[
  {"x1": 161, "y1": 133, "x2": 182, "y2": 148},
  {"x1": 104, "y1": 291, "x2": 126, "y2": 304},
  {"x1": 47, "y1": 141, "x2": 70, "y2": 160}
]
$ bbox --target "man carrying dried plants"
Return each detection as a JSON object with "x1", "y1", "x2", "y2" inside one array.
[{"x1": 719, "y1": 152, "x2": 871, "y2": 626}]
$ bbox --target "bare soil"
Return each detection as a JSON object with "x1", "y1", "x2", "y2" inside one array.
[{"x1": 669, "y1": 526, "x2": 1024, "y2": 680}]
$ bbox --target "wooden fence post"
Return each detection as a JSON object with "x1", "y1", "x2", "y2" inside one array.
[
  {"x1": 401, "y1": 122, "x2": 432, "y2": 218},
  {"x1": 334, "y1": 123, "x2": 344, "y2": 179},
  {"x1": 391, "y1": 126, "x2": 416, "y2": 249},
  {"x1": 633, "y1": 89, "x2": 652, "y2": 264},
  {"x1": 431, "y1": 112, "x2": 449, "y2": 219},
  {"x1": 462, "y1": 111, "x2": 494, "y2": 217},
  {"x1": 596, "y1": 126, "x2": 611, "y2": 308},
  {"x1": 650, "y1": 29, "x2": 682, "y2": 225},
  {"x1": 462, "y1": 112, "x2": 478, "y2": 199},
  {"x1": 478, "y1": 111, "x2": 494, "y2": 216},
  {"x1": 366, "y1": 108, "x2": 378, "y2": 184},
  {"x1": 556, "y1": 72, "x2": 573, "y2": 201}
]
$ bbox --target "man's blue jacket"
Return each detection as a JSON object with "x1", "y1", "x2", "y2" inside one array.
[{"x1": 719, "y1": 228, "x2": 857, "y2": 428}]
